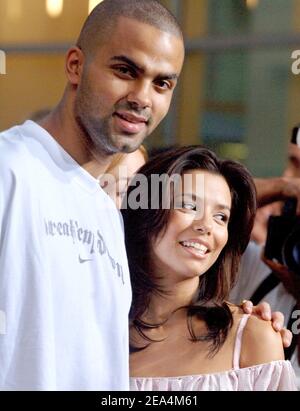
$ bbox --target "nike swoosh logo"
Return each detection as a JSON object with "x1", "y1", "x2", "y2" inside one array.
[{"x1": 78, "y1": 255, "x2": 93, "y2": 264}]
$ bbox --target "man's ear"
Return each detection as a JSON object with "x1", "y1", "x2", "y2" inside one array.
[{"x1": 65, "y1": 46, "x2": 84, "y2": 86}]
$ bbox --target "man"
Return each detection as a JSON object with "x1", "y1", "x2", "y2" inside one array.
[
  {"x1": 0, "y1": 0, "x2": 293, "y2": 390},
  {"x1": 0, "y1": 0, "x2": 184, "y2": 391}
]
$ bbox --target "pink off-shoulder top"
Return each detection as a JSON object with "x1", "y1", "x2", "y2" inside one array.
[{"x1": 130, "y1": 314, "x2": 298, "y2": 391}]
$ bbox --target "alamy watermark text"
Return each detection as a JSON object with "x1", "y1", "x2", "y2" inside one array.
[
  {"x1": 0, "y1": 310, "x2": 6, "y2": 335},
  {"x1": 0, "y1": 50, "x2": 6, "y2": 75}
]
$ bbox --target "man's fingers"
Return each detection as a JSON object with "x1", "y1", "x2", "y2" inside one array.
[
  {"x1": 251, "y1": 301, "x2": 272, "y2": 320},
  {"x1": 271, "y1": 311, "x2": 285, "y2": 331},
  {"x1": 240, "y1": 299, "x2": 253, "y2": 314},
  {"x1": 280, "y1": 328, "x2": 293, "y2": 348},
  {"x1": 240, "y1": 302, "x2": 291, "y2": 347},
  {"x1": 270, "y1": 311, "x2": 292, "y2": 348}
]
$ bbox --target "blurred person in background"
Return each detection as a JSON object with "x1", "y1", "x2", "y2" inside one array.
[
  {"x1": 231, "y1": 128, "x2": 300, "y2": 388},
  {"x1": 251, "y1": 137, "x2": 300, "y2": 245}
]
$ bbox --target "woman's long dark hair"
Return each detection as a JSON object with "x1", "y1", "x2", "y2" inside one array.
[{"x1": 121, "y1": 146, "x2": 257, "y2": 354}]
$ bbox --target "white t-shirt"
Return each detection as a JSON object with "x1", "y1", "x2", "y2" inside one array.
[
  {"x1": 0, "y1": 121, "x2": 132, "y2": 390},
  {"x1": 230, "y1": 241, "x2": 299, "y2": 389}
]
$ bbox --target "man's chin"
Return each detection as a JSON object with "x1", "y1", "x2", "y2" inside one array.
[{"x1": 113, "y1": 134, "x2": 146, "y2": 153}]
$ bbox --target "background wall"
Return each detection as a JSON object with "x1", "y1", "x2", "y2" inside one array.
[{"x1": 1, "y1": 0, "x2": 300, "y2": 177}]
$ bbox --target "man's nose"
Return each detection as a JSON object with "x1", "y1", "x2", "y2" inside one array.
[{"x1": 127, "y1": 81, "x2": 152, "y2": 110}]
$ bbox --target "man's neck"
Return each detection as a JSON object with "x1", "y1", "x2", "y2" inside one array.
[{"x1": 38, "y1": 98, "x2": 112, "y2": 179}]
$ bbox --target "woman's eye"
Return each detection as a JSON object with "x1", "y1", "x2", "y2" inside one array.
[{"x1": 215, "y1": 213, "x2": 229, "y2": 223}]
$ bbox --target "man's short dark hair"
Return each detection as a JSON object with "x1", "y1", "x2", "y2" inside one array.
[{"x1": 77, "y1": 0, "x2": 183, "y2": 57}]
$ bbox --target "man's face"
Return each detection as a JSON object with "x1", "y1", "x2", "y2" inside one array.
[{"x1": 74, "y1": 17, "x2": 184, "y2": 156}]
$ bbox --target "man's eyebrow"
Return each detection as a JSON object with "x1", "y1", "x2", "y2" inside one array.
[
  {"x1": 156, "y1": 73, "x2": 178, "y2": 81},
  {"x1": 110, "y1": 55, "x2": 179, "y2": 81},
  {"x1": 110, "y1": 55, "x2": 143, "y2": 73}
]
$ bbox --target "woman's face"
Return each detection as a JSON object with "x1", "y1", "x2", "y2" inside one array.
[
  {"x1": 151, "y1": 170, "x2": 232, "y2": 282},
  {"x1": 104, "y1": 149, "x2": 146, "y2": 208}
]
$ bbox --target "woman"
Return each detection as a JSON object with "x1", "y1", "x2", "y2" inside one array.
[
  {"x1": 101, "y1": 146, "x2": 148, "y2": 208},
  {"x1": 122, "y1": 146, "x2": 297, "y2": 391}
]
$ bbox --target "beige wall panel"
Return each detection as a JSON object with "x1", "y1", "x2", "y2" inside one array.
[
  {"x1": 177, "y1": 0, "x2": 207, "y2": 145},
  {"x1": 0, "y1": 54, "x2": 66, "y2": 129},
  {"x1": 0, "y1": 0, "x2": 87, "y2": 43}
]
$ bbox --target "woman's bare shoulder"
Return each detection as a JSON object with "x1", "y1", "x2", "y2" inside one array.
[{"x1": 239, "y1": 313, "x2": 284, "y2": 368}]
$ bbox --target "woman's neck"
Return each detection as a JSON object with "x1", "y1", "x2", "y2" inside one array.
[{"x1": 141, "y1": 276, "x2": 200, "y2": 325}]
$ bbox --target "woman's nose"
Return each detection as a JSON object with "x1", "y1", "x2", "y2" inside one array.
[{"x1": 191, "y1": 215, "x2": 212, "y2": 235}]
